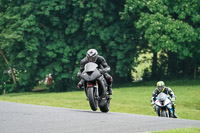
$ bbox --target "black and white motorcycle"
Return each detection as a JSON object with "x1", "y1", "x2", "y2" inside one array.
[{"x1": 80, "y1": 62, "x2": 111, "y2": 112}]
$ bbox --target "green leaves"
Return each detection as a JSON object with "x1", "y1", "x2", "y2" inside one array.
[
  {"x1": 1, "y1": 0, "x2": 199, "y2": 91},
  {"x1": 126, "y1": 0, "x2": 199, "y2": 58},
  {"x1": 122, "y1": 0, "x2": 200, "y2": 78},
  {"x1": 65, "y1": 19, "x2": 80, "y2": 34}
]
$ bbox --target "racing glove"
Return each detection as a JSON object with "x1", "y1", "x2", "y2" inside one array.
[
  {"x1": 99, "y1": 69, "x2": 105, "y2": 74},
  {"x1": 171, "y1": 97, "x2": 175, "y2": 102},
  {"x1": 150, "y1": 100, "x2": 155, "y2": 105},
  {"x1": 77, "y1": 71, "x2": 81, "y2": 78}
]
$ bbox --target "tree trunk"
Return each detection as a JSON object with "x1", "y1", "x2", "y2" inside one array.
[
  {"x1": 151, "y1": 52, "x2": 157, "y2": 79},
  {"x1": 183, "y1": 58, "x2": 191, "y2": 76},
  {"x1": 167, "y1": 52, "x2": 178, "y2": 77},
  {"x1": 0, "y1": 49, "x2": 18, "y2": 91},
  {"x1": 194, "y1": 65, "x2": 197, "y2": 80}
]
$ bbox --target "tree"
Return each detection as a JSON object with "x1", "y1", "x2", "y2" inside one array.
[
  {"x1": 0, "y1": 0, "x2": 137, "y2": 91},
  {"x1": 0, "y1": 49, "x2": 18, "y2": 91},
  {"x1": 122, "y1": 0, "x2": 200, "y2": 79}
]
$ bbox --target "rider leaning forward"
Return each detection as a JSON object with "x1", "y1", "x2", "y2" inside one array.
[
  {"x1": 151, "y1": 81, "x2": 178, "y2": 118},
  {"x1": 77, "y1": 49, "x2": 113, "y2": 95}
]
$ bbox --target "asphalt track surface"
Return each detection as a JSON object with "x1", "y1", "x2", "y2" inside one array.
[{"x1": 0, "y1": 101, "x2": 200, "y2": 133}]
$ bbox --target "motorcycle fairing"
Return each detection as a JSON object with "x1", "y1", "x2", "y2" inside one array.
[
  {"x1": 156, "y1": 93, "x2": 171, "y2": 107},
  {"x1": 155, "y1": 92, "x2": 174, "y2": 117},
  {"x1": 84, "y1": 62, "x2": 98, "y2": 72},
  {"x1": 81, "y1": 69, "x2": 101, "y2": 81}
]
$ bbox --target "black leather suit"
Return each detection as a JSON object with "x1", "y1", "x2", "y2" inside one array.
[{"x1": 77, "y1": 56, "x2": 113, "y2": 88}]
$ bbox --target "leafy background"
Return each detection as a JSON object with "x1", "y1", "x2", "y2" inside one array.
[{"x1": 0, "y1": 0, "x2": 199, "y2": 92}]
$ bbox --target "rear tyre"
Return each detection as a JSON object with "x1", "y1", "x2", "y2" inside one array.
[
  {"x1": 88, "y1": 87, "x2": 98, "y2": 111},
  {"x1": 100, "y1": 99, "x2": 110, "y2": 113}
]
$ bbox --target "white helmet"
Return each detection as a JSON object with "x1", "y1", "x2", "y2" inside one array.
[{"x1": 86, "y1": 49, "x2": 98, "y2": 62}]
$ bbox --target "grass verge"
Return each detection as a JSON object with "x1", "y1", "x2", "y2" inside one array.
[
  {"x1": 152, "y1": 127, "x2": 200, "y2": 133},
  {"x1": 0, "y1": 81, "x2": 200, "y2": 120}
]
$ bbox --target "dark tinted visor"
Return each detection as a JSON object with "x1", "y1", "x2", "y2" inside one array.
[
  {"x1": 158, "y1": 86, "x2": 164, "y2": 91},
  {"x1": 87, "y1": 56, "x2": 95, "y2": 62}
]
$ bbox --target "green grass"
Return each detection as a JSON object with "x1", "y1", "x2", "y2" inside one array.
[
  {"x1": 152, "y1": 128, "x2": 200, "y2": 133},
  {"x1": 0, "y1": 82, "x2": 200, "y2": 120}
]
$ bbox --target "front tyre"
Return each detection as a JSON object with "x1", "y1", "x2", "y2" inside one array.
[
  {"x1": 160, "y1": 110, "x2": 167, "y2": 117},
  {"x1": 88, "y1": 87, "x2": 98, "y2": 111}
]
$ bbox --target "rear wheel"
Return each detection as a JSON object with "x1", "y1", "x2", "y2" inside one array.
[
  {"x1": 88, "y1": 87, "x2": 98, "y2": 111},
  {"x1": 100, "y1": 98, "x2": 110, "y2": 113}
]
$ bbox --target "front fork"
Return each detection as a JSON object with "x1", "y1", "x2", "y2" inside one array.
[
  {"x1": 156, "y1": 105, "x2": 173, "y2": 117},
  {"x1": 86, "y1": 81, "x2": 99, "y2": 100},
  {"x1": 94, "y1": 81, "x2": 99, "y2": 99}
]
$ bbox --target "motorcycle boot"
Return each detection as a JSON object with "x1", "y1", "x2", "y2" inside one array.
[
  {"x1": 172, "y1": 104, "x2": 178, "y2": 118},
  {"x1": 104, "y1": 73, "x2": 113, "y2": 95},
  {"x1": 173, "y1": 114, "x2": 178, "y2": 118},
  {"x1": 77, "y1": 79, "x2": 84, "y2": 89},
  {"x1": 108, "y1": 85, "x2": 113, "y2": 95}
]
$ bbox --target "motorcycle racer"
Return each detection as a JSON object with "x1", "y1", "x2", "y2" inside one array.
[
  {"x1": 150, "y1": 81, "x2": 178, "y2": 118},
  {"x1": 77, "y1": 49, "x2": 113, "y2": 95}
]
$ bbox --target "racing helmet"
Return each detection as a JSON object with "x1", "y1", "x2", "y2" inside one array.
[
  {"x1": 86, "y1": 49, "x2": 98, "y2": 62},
  {"x1": 157, "y1": 81, "x2": 165, "y2": 92}
]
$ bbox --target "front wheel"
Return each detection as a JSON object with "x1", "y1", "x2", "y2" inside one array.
[
  {"x1": 160, "y1": 109, "x2": 169, "y2": 117},
  {"x1": 88, "y1": 87, "x2": 98, "y2": 111}
]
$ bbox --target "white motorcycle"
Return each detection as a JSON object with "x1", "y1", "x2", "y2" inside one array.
[{"x1": 155, "y1": 93, "x2": 173, "y2": 117}]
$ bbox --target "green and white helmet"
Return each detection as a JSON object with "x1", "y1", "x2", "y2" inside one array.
[
  {"x1": 157, "y1": 81, "x2": 165, "y2": 91},
  {"x1": 157, "y1": 81, "x2": 165, "y2": 87}
]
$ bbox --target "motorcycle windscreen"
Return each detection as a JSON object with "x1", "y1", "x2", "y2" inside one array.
[
  {"x1": 84, "y1": 62, "x2": 98, "y2": 72},
  {"x1": 81, "y1": 69, "x2": 101, "y2": 81},
  {"x1": 158, "y1": 93, "x2": 166, "y2": 101},
  {"x1": 157, "y1": 93, "x2": 170, "y2": 106}
]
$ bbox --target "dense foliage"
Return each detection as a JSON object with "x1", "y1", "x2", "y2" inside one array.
[
  {"x1": 0, "y1": 0, "x2": 199, "y2": 92},
  {"x1": 122, "y1": 0, "x2": 200, "y2": 79}
]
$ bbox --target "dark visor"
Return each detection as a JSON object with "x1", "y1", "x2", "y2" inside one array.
[{"x1": 88, "y1": 56, "x2": 95, "y2": 62}]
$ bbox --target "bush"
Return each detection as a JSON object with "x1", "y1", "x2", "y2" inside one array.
[{"x1": 0, "y1": 83, "x2": 15, "y2": 94}]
